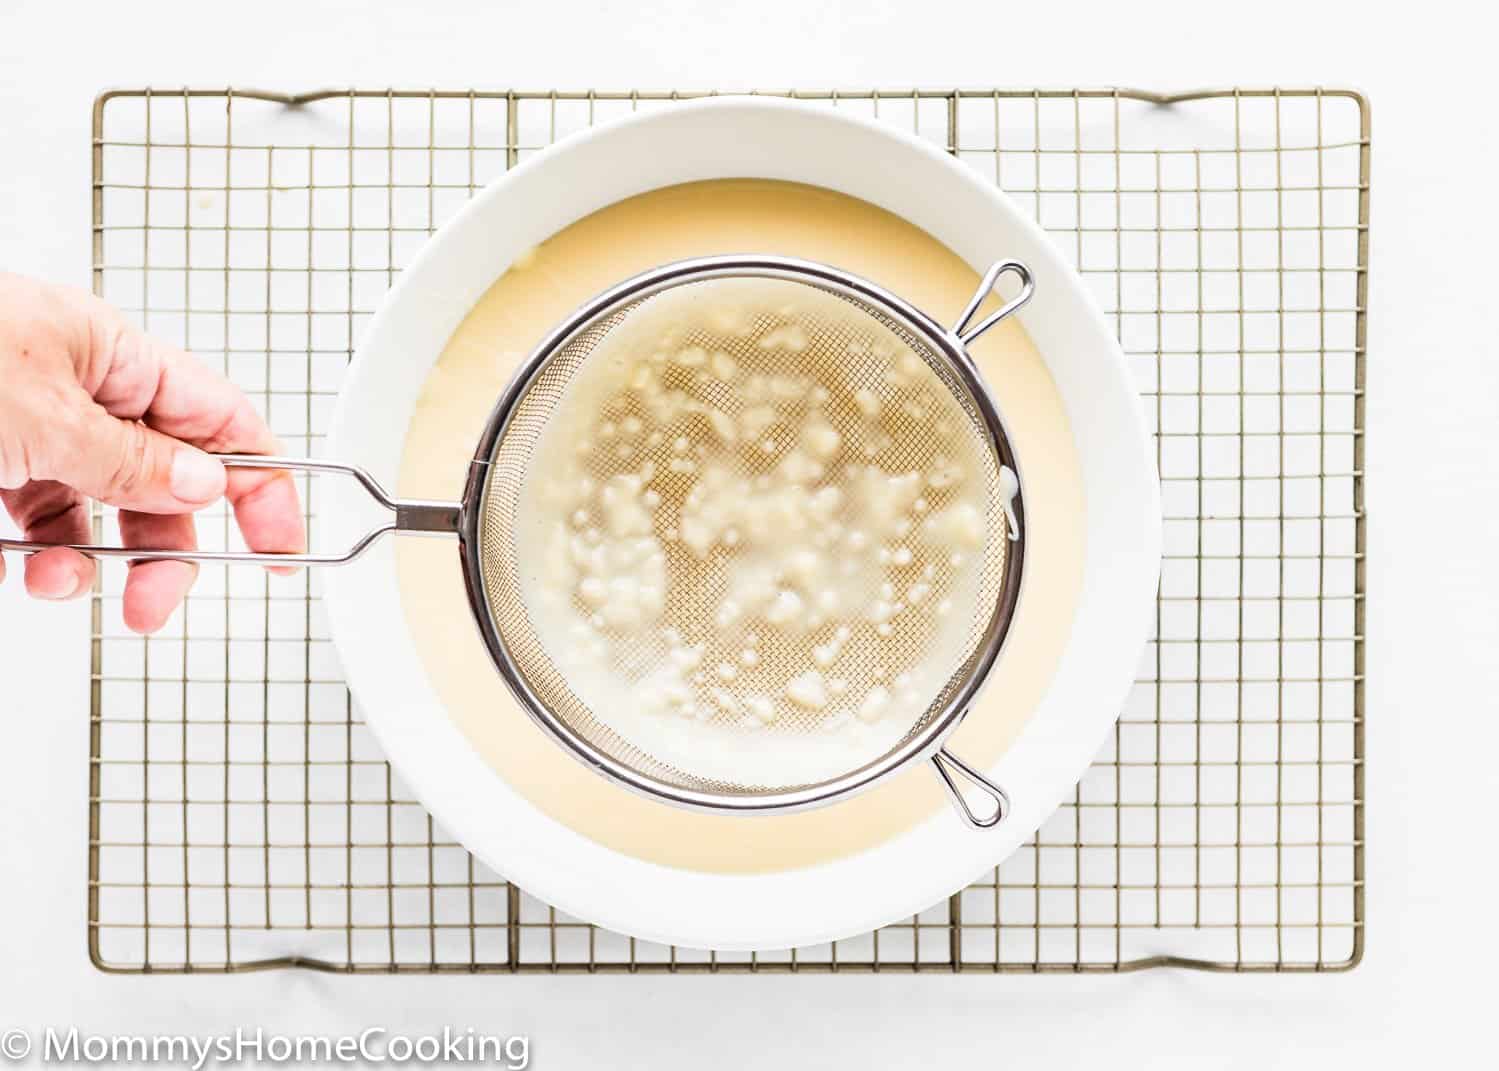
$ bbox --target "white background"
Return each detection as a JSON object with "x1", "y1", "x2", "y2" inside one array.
[{"x1": 0, "y1": 0, "x2": 1494, "y2": 1066}]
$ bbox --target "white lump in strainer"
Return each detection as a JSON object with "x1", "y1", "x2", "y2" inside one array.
[{"x1": 515, "y1": 277, "x2": 998, "y2": 788}]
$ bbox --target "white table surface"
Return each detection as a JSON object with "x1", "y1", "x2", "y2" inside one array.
[{"x1": 1, "y1": 0, "x2": 1492, "y2": 1066}]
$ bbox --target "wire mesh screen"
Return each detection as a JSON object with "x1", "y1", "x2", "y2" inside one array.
[{"x1": 88, "y1": 87, "x2": 1366, "y2": 973}]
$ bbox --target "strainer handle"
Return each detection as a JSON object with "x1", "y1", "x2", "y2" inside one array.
[
  {"x1": 931, "y1": 747, "x2": 1010, "y2": 829},
  {"x1": 0, "y1": 455, "x2": 461, "y2": 567},
  {"x1": 952, "y1": 260, "x2": 1035, "y2": 345}
]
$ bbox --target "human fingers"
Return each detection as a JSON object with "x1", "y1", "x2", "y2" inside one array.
[
  {"x1": 117, "y1": 510, "x2": 199, "y2": 634},
  {"x1": 0, "y1": 480, "x2": 96, "y2": 600},
  {"x1": 68, "y1": 292, "x2": 307, "y2": 566}
]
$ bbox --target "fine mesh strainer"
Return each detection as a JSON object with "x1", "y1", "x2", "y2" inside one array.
[{"x1": 1, "y1": 255, "x2": 1033, "y2": 829}]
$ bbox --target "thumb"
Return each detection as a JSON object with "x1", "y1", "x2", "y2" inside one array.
[{"x1": 43, "y1": 399, "x2": 228, "y2": 513}]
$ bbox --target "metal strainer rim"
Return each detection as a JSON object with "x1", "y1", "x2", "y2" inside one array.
[{"x1": 454, "y1": 255, "x2": 1030, "y2": 821}]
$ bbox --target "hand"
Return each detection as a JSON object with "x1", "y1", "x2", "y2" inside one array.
[{"x1": 0, "y1": 273, "x2": 306, "y2": 632}]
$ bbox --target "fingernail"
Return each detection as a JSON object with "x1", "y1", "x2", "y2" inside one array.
[{"x1": 170, "y1": 449, "x2": 225, "y2": 503}]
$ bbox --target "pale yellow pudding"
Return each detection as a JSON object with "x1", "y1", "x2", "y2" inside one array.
[{"x1": 395, "y1": 179, "x2": 1083, "y2": 873}]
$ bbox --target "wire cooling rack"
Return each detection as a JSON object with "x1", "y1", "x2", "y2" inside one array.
[{"x1": 87, "y1": 87, "x2": 1367, "y2": 973}]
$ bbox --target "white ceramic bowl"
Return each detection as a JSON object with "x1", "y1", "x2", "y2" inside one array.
[{"x1": 321, "y1": 97, "x2": 1161, "y2": 950}]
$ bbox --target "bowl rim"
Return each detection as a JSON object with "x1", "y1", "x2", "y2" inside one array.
[{"x1": 320, "y1": 94, "x2": 1162, "y2": 951}]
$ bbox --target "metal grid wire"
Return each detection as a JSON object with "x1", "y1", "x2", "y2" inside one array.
[{"x1": 88, "y1": 87, "x2": 1367, "y2": 973}]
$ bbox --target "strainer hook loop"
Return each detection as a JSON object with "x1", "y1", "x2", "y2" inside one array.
[
  {"x1": 952, "y1": 260, "x2": 1035, "y2": 346},
  {"x1": 931, "y1": 747, "x2": 1010, "y2": 829}
]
